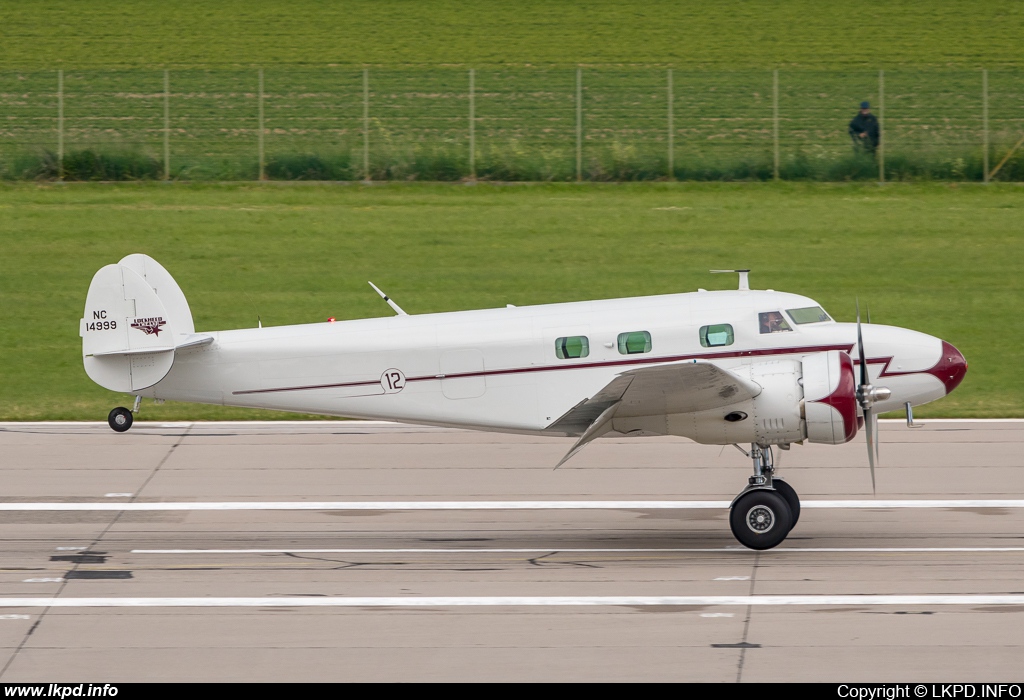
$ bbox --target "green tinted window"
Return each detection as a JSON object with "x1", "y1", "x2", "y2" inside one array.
[
  {"x1": 700, "y1": 324, "x2": 734, "y2": 348},
  {"x1": 555, "y1": 336, "x2": 590, "y2": 359},
  {"x1": 786, "y1": 306, "x2": 832, "y2": 324},
  {"x1": 617, "y1": 331, "x2": 652, "y2": 355}
]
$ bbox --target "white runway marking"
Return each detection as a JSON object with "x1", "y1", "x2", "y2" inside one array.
[
  {"x1": 5, "y1": 499, "x2": 1024, "y2": 511},
  {"x1": 1, "y1": 595, "x2": 1024, "y2": 608},
  {"x1": 129, "y1": 547, "x2": 1024, "y2": 554},
  {"x1": 132, "y1": 548, "x2": 750, "y2": 554}
]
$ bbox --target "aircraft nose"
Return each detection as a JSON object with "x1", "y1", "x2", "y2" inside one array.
[{"x1": 930, "y1": 340, "x2": 968, "y2": 395}]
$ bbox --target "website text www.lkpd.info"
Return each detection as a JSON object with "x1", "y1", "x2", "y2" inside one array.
[{"x1": 5, "y1": 685, "x2": 117, "y2": 698}]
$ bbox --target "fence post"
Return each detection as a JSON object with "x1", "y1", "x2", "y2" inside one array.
[
  {"x1": 163, "y1": 69, "x2": 170, "y2": 180},
  {"x1": 57, "y1": 69, "x2": 64, "y2": 180},
  {"x1": 363, "y1": 68, "x2": 370, "y2": 182},
  {"x1": 469, "y1": 68, "x2": 476, "y2": 180},
  {"x1": 983, "y1": 68, "x2": 989, "y2": 183},
  {"x1": 772, "y1": 69, "x2": 779, "y2": 180},
  {"x1": 667, "y1": 68, "x2": 674, "y2": 179},
  {"x1": 257, "y1": 68, "x2": 265, "y2": 180},
  {"x1": 576, "y1": 68, "x2": 583, "y2": 182},
  {"x1": 878, "y1": 70, "x2": 885, "y2": 184}
]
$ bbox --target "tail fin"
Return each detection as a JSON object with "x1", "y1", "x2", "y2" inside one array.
[
  {"x1": 80, "y1": 254, "x2": 208, "y2": 393},
  {"x1": 118, "y1": 254, "x2": 195, "y2": 336}
]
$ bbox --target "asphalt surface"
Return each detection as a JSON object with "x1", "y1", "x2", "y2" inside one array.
[{"x1": 1, "y1": 419, "x2": 1023, "y2": 682}]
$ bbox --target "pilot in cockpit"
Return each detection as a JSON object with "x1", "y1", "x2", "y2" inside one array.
[{"x1": 759, "y1": 311, "x2": 793, "y2": 334}]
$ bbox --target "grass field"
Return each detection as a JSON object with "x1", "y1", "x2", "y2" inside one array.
[
  {"x1": 0, "y1": 181, "x2": 1020, "y2": 421},
  {"x1": 2, "y1": 67, "x2": 1023, "y2": 182},
  {"x1": 1, "y1": 1, "x2": 1023, "y2": 69},
  {"x1": 3, "y1": 2, "x2": 1024, "y2": 182}
]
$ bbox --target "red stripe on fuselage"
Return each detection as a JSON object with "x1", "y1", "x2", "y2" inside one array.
[{"x1": 232, "y1": 343, "x2": 855, "y2": 396}]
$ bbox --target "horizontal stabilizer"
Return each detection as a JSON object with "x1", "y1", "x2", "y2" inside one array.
[
  {"x1": 174, "y1": 334, "x2": 214, "y2": 350},
  {"x1": 91, "y1": 345, "x2": 174, "y2": 357},
  {"x1": 89, "y1": 334, "x2": 213, "y2": 357}
]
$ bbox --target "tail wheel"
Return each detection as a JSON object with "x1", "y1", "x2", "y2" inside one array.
[
  {"x1": 771, "y1": 479, "x2": 801, "y2": 530},
  {"x1": 107, "y1": 407, "x2": 133, "y2": 433},
  {"x1": 729, "y1": 490, "x2": 792, "y2": 551}
]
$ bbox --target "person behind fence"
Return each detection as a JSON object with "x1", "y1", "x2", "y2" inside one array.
[{"x1": 848, "y1": 101, "x2": 880, "y2": 154}]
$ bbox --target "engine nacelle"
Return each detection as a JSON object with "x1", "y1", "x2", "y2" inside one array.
[
  {"x1": 801, "y1": 350, "x2": 859, "y2": 444},
  {"x1": 676, "y1": 359, "x2": 804, "y2": 445},
  {"x1": 748, "y1": 360, "x2": 805, "y2": 444},
  {"x1": 661, "y1": 351, "x2": 859, "y2": 446}
]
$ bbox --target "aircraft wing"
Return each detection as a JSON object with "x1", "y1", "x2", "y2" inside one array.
[
  {"x1": 546, "y1": 360, "x2": 761, "y2": 467},
  {"x1": 613, "y1": 360, "x2": 761, "y2": 418}
]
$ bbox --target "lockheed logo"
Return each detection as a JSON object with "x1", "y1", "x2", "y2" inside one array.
[{"x1": 131, "y1": 316, "x2": 166, "y2": 336}]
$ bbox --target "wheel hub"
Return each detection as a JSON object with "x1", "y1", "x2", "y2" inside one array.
[{"x1": 745, "y1": 505, "x2": 775, "y2": 534}]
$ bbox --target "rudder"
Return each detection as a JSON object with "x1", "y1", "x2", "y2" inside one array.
[
  {"x1": 118, "y1": 253, "x2": 195, "y2": 336},
  {"x1": 80, "y1": 255, "x2": 198, "y2": 393}
]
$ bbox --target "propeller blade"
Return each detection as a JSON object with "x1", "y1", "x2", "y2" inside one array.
[
  {"x1": 856, "y1": 299, "x2": 868, "y2": 389},
  {"x1": 873, "y1": 413, "x2": 881, "y2": 470},
  {"x1": 856, "y1": 299, "x2": 878, "y2": 494},
  {"x1": 865, "y1": 407, "x2": 877, "y2": 495}
]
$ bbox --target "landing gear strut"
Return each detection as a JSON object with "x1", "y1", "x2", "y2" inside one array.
[
  {"x1": 107, "y1": 396, "x2": 141, "y2": 433},
  {"x1": 728, "y1": 443, "x2": 800, "y2": 550}
]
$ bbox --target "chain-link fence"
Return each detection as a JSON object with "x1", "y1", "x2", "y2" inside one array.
[{"x1": 1, "y1": 67, "x2": 1022, "y2": 181}]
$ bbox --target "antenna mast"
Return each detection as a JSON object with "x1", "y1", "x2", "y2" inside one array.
[
  {"x1": 710, "y1": 269, "x2": 751, "y2": 291},
  {"x1": 368, "y1": 282, "x2": 408, "y2": 316}
]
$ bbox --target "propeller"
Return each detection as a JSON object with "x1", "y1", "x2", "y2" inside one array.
[{"x1": 855, "y1": 300, "x2": 890, "y2": 495}]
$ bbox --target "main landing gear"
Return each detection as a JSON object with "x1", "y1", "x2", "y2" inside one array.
[
  {"x1": 107, "y1": 396, "x2": 141, "y2": 433},
  {"x1": 729, "y1": 443, "x2": 800, "y2": 550}
]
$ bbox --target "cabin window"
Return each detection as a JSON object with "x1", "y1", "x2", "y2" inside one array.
[
  {"x1": 555, "y1": 336, "x2": 590, "y2": 359},
  {"x1": 786, "y1": 306, "x2": 832, "y2": 324},
  {"x1": 759, "y1": 311, "x2": 793, "y2": 334},
  {"x1": 700, "y1": 324, "x2": 734, "y2": 348},
  {"x1": 617, "y1": 331, "x2": 652, "y2": 355}
]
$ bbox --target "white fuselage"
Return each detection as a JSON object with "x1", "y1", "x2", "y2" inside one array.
[{"x1": 143, "y1": 289, "x2": 959, "y2": 440}]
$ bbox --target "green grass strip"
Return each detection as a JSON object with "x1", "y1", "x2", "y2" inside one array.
[{"x1": 0, "y1": 181, "x2": 1019, "y2": 420}]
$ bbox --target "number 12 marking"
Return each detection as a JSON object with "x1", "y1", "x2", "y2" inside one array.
[{"x1": 381, "y1": 368, "x2": 406, "y2": 394}]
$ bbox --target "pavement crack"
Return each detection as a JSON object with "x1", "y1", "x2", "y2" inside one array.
[
  {"x1": 0, "y1": 425, "x2": 191, "y2": 681},
  {"x1": 735, "y1": 551, "x2": 761, "y2": 683}
]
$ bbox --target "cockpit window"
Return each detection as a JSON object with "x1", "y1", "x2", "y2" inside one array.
[
  {"x1": 786, "y1": 306, "x2": 832, "y2": 324},
  {"x1": 759, "y1": 311, "x2": 792, "y2": 334}
]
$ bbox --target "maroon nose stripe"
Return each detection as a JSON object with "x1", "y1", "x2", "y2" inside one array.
[{"x1": 928, "y1": 340, "x2": 968, "y2": 395}]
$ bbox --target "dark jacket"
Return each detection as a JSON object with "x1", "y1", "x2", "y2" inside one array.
[{"x1": 849, "y1": 112, "x2": 880, "y2": 148}]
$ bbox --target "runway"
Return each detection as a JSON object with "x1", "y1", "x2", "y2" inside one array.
[{"x1": 1, "y1": 420, "x2": 1024, "y2": 681}]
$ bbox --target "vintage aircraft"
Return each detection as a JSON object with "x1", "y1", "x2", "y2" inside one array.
[{"x1": 81, "y1": 254, "x2": 967, "y2": 550}]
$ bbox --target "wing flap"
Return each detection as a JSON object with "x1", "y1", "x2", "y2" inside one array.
[
  {"x1": 554, "y1": 401, "x2": 620, "y2": 469},
  {"x1": 545, "y1": 374, "x2": 634, "y2": 436}
]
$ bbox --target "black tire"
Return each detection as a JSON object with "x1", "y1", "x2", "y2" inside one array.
[
  {"x1": 729, "y1": 490, "x2": 793, "y2": 551},
  {"x1": 772, "y1": 478, "x2": 800, "y2": 531},
  {"x1": 107, "y1": 407, "x2": 133, "y2": 433}
]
